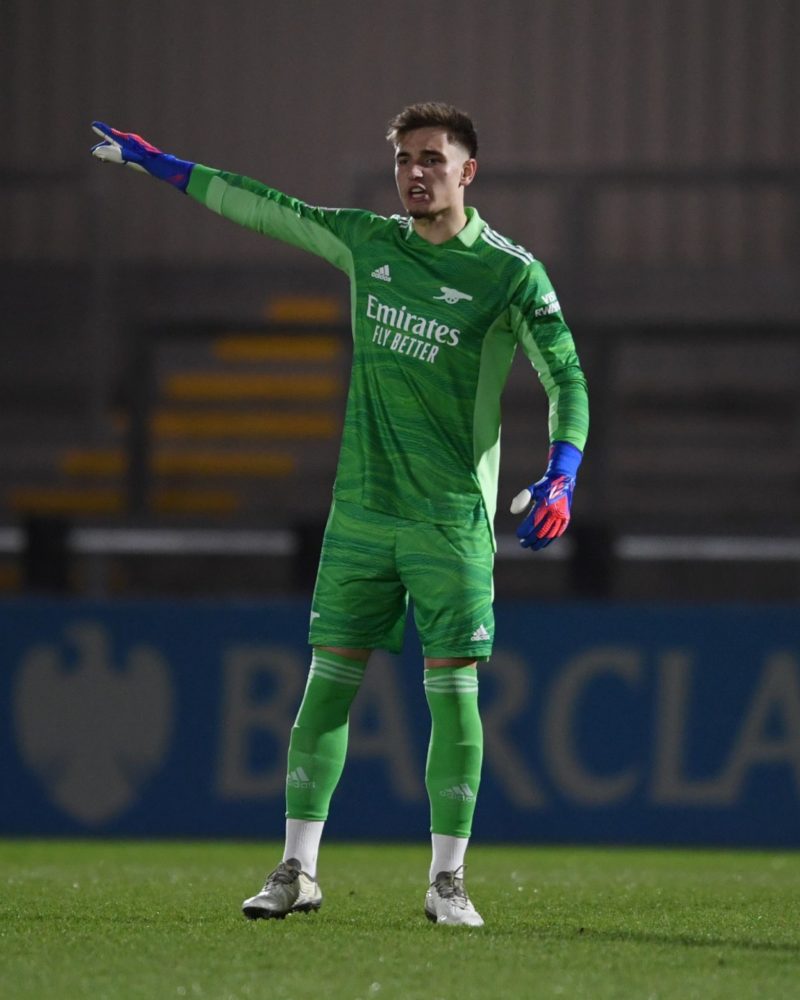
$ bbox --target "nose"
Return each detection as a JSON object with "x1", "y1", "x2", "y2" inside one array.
[{"x1": 409, "y1": 163, "x2": 423, "y2": 179}]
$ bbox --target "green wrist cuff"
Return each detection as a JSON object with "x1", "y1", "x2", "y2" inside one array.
[{"x1": 185, "y1": 163, "x2": 219, "y2": 204}]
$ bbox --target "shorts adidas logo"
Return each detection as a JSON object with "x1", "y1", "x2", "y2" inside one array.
[
  {"x1": 287, "y1": 766, "x2": 315, "y2": 789},
  {"x1": 371, "y1": 264, "x2": 391, "y2": 282},
  {"x1": 440, "y1": 783, "x2": 476, "y2": 801},
  {"x1": 470, "y1": 624, "x2": 491, "y2": 642}
]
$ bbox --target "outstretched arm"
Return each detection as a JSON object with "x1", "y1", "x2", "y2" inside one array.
[{"x1": 89, "y1": 121, "x2": 381, "y2": 273}]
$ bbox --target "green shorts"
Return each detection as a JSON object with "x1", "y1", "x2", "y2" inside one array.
[{"x1": 308, "y1": 499, "x2": 495, "y2": 658}]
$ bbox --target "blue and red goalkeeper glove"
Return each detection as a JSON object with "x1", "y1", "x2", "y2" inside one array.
[
  {"x1": 510, "y1": 441, "x2": 582, "y2": 550},
  {"x1": 90, "y1": 122, "x2": 194, "y2": 192}
]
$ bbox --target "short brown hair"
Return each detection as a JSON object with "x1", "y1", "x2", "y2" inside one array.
[{"x1": 386, "y1": 102, "x2": 478, "y2": 158}]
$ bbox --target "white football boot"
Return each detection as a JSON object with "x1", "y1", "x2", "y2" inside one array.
[
  {"x1": 242, "y1": 858, "x2": 322, "y2": 920},
  {"x1": 424, "y1": 867, "x2": 484, "y2": 927}
]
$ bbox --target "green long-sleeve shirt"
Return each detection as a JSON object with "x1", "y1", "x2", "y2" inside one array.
[{"x1": 187, "y1": 165, "x2": 588, "y2": 537}]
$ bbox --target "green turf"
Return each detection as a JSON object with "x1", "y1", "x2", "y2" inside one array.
[{"x1": 1, "y1": 841, "x2": 799, "y2": 1000}]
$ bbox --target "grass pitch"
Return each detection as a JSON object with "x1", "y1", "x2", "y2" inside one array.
[{"x1": 1, "y1": 841, "x2": 799, "y2": 1000}]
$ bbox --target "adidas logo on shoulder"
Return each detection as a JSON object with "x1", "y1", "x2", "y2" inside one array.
[
  {"x1": 371, "y1": 264, "x2": 391, "y2": 282},
  {"x1": 470, "y1": 624, "x2": 491, "y2": 642}
]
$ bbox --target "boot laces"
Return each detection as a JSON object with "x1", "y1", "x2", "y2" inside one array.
[
  {"x1": 262, "y1": 859, "x2": 300, "y2": 891},
  {"x1": 433, "y1": 866, "x2": 469, "y2": 906}
]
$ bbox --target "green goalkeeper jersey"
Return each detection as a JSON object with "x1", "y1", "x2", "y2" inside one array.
[{"x1": 187, "y1": 165, "x2": 588, "y2": 536}]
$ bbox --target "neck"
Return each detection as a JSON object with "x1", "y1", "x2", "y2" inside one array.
[{"x1": 411, "y1": 207, "x2": 468, "y2": 245}]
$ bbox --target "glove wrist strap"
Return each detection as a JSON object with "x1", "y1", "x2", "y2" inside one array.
[
  {"x1": 151, "y1": 154, "x2": 195, "y2": 192},
  {"x1": 546, "y1": 441, "x2": 582, "y2": 479}
]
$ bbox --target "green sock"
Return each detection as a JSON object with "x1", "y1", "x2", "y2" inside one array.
[
  {"x1": 285, "y1": 650, "x2": 366, "y2": 821},
  {"x1": 424, "y1": 666, "x2": 483, "y2": 838}
]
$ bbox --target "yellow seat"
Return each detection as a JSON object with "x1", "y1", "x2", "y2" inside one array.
[
  {"x1": 62, "y1": 448, "x2": 295, "y2": 478},
  {"x1": 164, "y1": 372, "x2": 340, "y2": 401}
]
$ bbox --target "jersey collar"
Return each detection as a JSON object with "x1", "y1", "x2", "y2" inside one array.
[{"x1": 404, "y1": 206, "x2": 485, "y2": 248}]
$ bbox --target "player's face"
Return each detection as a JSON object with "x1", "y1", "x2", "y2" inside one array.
[{"x1": 394, "y1": 128, "x2": 476, "y2": 220}]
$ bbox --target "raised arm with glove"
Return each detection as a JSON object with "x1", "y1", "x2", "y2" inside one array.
[{"x1": 90, "y1": 122, "x2": 195, "y2": 191}]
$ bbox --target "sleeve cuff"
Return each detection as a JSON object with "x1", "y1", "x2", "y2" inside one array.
[{"x1": 185, "y1": 163, "x2": 219, "y2": 204}]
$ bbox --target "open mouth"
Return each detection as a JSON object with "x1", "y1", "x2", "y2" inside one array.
[{"x1": 408, "y1": 185, "x2": 429, "y2": 202}]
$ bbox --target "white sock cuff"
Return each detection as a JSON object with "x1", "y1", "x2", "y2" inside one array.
[
  {"x1": 430, "y1": 832, "x2": 469, "y2": 883},
  {"x1": 284, "y1": 818, "x2": 325, "y2": 878}
]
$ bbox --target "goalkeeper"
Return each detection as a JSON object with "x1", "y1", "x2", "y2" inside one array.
[{"x1": 91, "y1": 103, "x2": 589, "y2": 928}]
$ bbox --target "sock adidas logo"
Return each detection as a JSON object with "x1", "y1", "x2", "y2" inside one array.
[
  {"x1": 371, "y1": 264, "x2": 391, "y2": 282},
  {"x1": 470, "y1": 624, "x2": 490, "y2": 642},
  {"x1": 287, "y1": 767, "x2": 315, "y2": 789},
  {"x1": 439, "y1": 783, "x2": 476, "y2": 801}
]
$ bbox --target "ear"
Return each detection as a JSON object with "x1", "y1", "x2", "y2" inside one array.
[{"x1": 460, "y1": 158, "x2": 477, "y2": 188}]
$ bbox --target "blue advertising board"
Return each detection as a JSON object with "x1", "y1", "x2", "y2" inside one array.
[{"x1": 1, "y1": 598, "x2": 798, "y2": 845}]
